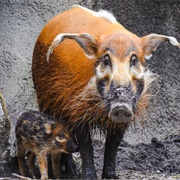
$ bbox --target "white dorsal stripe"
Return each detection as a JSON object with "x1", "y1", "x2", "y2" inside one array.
[
  {"x1": 72, "y1": 5, "x2": 98, "y2": 16},
  {"x1": 98, "y1": 10, "x2": 117, "y2": 23},
  {"x1": 73, "y1": 5, "x2": 117, "y2": 23}
]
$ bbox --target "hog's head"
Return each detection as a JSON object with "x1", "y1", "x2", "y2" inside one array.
[{"x1": 47, "y1": 31, "x2": 179, "y2": 124}]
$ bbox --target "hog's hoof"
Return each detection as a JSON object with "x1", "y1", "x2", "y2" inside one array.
[
  {"x1": 61, "y1": 153, "x2": 79, "y2": 176},
  {"x1": 64, "y1": 160, "x2": 78, "y2": 175},
  {"x1": 102, "y1": 171, "x2": 118, "y2": 179},
  {"x1": 82, "y1": 169, "x2": 97, "y2": 180}
]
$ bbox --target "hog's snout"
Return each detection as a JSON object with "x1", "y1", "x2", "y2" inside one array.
[{"x1": 109, "y1": 105, "x2": 133, "y2": 123}]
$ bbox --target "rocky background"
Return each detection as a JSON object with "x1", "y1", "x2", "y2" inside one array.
[{"x1": 0, "y1": 0, "x2": 179, "y2": 178}]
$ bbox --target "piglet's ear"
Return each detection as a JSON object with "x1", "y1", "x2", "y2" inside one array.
[
  {"x1": 44, "y1": 123, "x2": 52, "y2": 134},
  {"x1": 47, "y1": 33, "x2": 98, "y2": 62},
  {"x1": 141, "y1": 34, "x2": 180, "y2": 59}
]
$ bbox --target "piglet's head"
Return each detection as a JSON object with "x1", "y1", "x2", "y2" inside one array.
[{"x1": 44, "y1": 122, "x2": 78, "y2": 153}]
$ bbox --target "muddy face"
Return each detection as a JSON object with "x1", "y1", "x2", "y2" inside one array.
[
  {"x1": 95, "y1": 33, "x2": 146, "y2": 123},
  {"x1": 46, "y1": 25, "x2": 178, "y2": 123}
]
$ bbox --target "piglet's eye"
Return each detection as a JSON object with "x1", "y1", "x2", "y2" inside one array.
[
  {"x1": 103, "y1": 54, "x2": 111, "y2": 66},
  {"x1": 58, "y1": 133, "x2": 65, "y2": 139},
  {"x1": 130, "y1": 55, "x2": 138, "y2": 66}
]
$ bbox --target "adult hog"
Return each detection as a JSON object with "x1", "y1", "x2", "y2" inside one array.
[{"x1": 32, "y1": 5, "x2": 180, "y2": 179}]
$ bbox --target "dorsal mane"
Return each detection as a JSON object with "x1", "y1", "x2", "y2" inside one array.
[
  {"x1": 97, "y1": 10, "x2": 117, "y2": 23},
  {"x1": 72, "y1": 5, "x2": 117, "y2": 23}
]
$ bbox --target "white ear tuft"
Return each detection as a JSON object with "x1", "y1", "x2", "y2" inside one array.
[
  {"x1": 144, "y1": 54, "x2": 153, "y2": 60},
  {"x1": 142, "y1": 33, "x2": 180, "y2": 57},
  {"x1": 166, "y1": 36, "x2": 180, "y2": 47}
]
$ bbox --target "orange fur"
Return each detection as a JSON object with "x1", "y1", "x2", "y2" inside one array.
[{"x1": 32, "y1": 6, "x2": 157, "y2": 129}]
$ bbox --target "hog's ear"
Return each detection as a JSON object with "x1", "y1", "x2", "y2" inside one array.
[
  {"x1": 44, "y1": 123, "x2": 52, "y2": 134},
  {"x1": 47, "y1": 33, "x2": 98, "y2": 62},
  {"x1": 141, "y1": 34, "x2": 180, "y2": 59}
]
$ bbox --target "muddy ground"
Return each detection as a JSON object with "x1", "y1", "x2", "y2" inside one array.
[
  {"x1": 95, "y1": 134, "x2": 180, "y2": 179},
  {"x1": 1, "y1": 134, "x2": 179, "y2": 179}
]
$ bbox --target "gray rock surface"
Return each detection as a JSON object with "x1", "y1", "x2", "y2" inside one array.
[{"x1": 0, "y1": 0, "x2": 179, "y2": 177}]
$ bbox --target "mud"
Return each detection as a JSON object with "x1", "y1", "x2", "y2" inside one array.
[
  {"x1": 116, "y1": 135, "x2": 180, "y2": 174},
  {"x1": 93, "y1": 134, "x2": 180, "y2": 179},
  {"x1": 1, "y1": 134, "x2": 179, "y2": 179}
]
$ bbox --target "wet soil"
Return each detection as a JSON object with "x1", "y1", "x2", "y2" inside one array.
[
  {"x1": 93, "y1": 134, "x2": 180, "y2": 179},
  {"x1": 1, "y1": 135, "x2": 179, "y2": 179}
]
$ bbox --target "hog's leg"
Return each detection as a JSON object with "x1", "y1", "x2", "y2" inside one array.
[
  {"x1": 61, "y1": 153, "x2": 77, "y2": 175},
  {"x1": 51, "y1": 153, "x2": 61, "y2": 179},
  {"x1": 27, "y1": 151, "x2": 36, "y2": 178},
  {"x1": 102, "y1": 125, "x2": 127, "y2": 179},
  {"x1": 17, "y1": 145, "x2": 27, "y2": 176},
  {"x1": 36, "y1": 153, "x2": 48, "y2": 180},
  {"x1": 77, "y1": 125, "x2": 97, "y2": 179}
]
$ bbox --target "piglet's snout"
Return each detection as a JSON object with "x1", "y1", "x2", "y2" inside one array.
[
  {"x1": 110, "y1": 105, "x2": 133, "y2": 123},
  {"x1": 66, "y1": 138, "x2": 79, "y2": 153}
]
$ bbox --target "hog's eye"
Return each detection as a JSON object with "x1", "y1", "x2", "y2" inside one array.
[
  {"x1": 58, "y1": 133, "x2": 65, "y2": 139},
  {"x1": 102, "y1": 54, "x2": 111, "y2": 66},
  {"x1": 130, "y1": 55, "x2": 138, "y2": 66}
]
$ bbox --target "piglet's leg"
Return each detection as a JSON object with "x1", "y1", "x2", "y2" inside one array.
[
  {"x1": 60, "y1": 153, "x2": 77, "y2": 175},
  {"x1": 27, "y1": 151, "x2": 36, "y2": 178},
  {"x1": 102, "y1": 125, "x2": 127, "y2": 179},
  {"x1": 36, "y1": 153, "x2": 48, "y2": 180},
  {"x1": 51, "y1": 153, "x2": 61, "y2": 179},
  {"x1": 17, "y1": 145, "x2": 27, "y2": 176}
]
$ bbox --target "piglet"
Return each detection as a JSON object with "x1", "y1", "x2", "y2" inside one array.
[{"x1": 15, "y1": 110, "x2": 78, "y2": 180}]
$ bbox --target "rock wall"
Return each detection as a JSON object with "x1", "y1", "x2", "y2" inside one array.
[{"x1": 0, "y1": 0, "x2": 179, "y2": 177}]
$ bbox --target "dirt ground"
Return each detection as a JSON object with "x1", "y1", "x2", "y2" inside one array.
[
  {"x1": 73, "y1": 134, "x2": 180, "y2": 179},
  {"x1": 2, "y1": 134, "x2": 179, "y2": 180},
  {"x1": 94, "y1": 134, "x2": 180, "y2": 179}
]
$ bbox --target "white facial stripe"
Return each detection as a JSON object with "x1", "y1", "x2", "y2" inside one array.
[
  {"x1": 96, "y1": 65, "x2": 111, "y2": 78},
  {"x1": 145, "y1": 54, "x2": 152, "y2": 60},
  {"x1": 111, "y1": 60, "x2": 132, "y2": 85},
  {"x1": 131, "y1": 68, "x2": 145, "y2": 79}
]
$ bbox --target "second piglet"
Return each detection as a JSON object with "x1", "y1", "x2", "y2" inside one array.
[{"x1": 15, "y1": 110, "x2": 78, "y2": 180}]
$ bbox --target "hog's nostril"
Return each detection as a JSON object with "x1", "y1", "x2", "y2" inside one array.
[
  {"x1": 110, "y1": 105, "x2": 133, "y2": 122},
  {"x1": 124, "y1": 110, "x2": 132, "y2": 117},
  {"x1": 114, "y1": 111, "x2": 120, "y2": 117}
]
